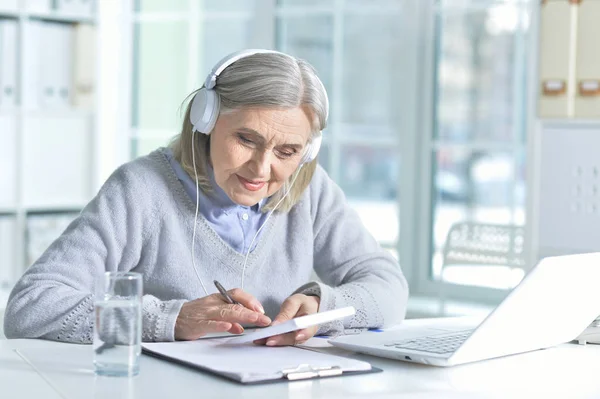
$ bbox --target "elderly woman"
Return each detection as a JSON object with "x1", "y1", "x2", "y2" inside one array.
[{"x1": 4, "y1": 49, "x2": 408, "y2": 345}]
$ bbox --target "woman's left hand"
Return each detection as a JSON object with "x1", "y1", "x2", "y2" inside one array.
[{"x1": 253, "y1": 293, "x2": 320, "y2": 346}]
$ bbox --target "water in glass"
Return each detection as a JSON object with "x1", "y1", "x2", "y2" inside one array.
[{"x1": 93, "y1": 298, "x2": 142, "y2": 377}]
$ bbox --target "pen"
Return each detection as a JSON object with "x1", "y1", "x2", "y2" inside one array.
[{"x1": 213, "y1": 280, "x2": 240, "y2": 305}]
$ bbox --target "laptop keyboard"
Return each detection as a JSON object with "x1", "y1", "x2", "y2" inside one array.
[{"x1": 383, "y1": 329, "x2": 474, "y2": 354}]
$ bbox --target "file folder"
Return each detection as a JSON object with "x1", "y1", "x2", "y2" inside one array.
[
  {"x1": 54, "y1": 23, "x2": 73, "y2": 107},
  {"x1": 0, "y1": 19, "x2": 18, "y2": 109},
  {"x1": 23, "y1": 20, "x2": 42, "y2": 109},
  {"x1": 0, "y1": 216, "x2": 15, "y2": 290},
  {"x1": 39, "y1": 22, "x2": 73, "y2": 108},
  {"x1": 538, "y1": 0, "x2": 574, "y2": 118},
  {"x1": 72, "y1": 23, "x2": 95, "y2": 108},
  {"x1": 24, "y1": 0, "x2": 52, "y2": 13},
  {"x1": 0, "y1": 115, "x2": 16, "y2": 207},
  {"x1": 574, "y1": 0, "x2": 600, "y2": 118},
  {"x1": 142, "y1": 338, "x2": 380, "y2": 384},
  {"x1": 39, "y1": 22, "x2": 57, "y2": 107},
  {"x1": 0, "y1": 0, "x2": 18, "y2": 13},
  {"x1": 55, "y1": 0, "x2": 95, "y2": 18}
]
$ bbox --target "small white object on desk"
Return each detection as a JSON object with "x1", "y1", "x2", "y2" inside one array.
[
  {"x1": 228, "y1": 306, "x2": 355, "y2": 344},
  {"x1": 576, "y1": 325, "x2": 600, "y2": 345}
]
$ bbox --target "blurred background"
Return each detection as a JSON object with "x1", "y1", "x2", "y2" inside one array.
[{"x1": 0, "y1": 0, "x2": 536, "y2": 323}]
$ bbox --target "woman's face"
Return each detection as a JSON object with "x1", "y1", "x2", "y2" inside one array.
[{"x1": 209, "y1": 107, "x2": 313, "y2": 206}]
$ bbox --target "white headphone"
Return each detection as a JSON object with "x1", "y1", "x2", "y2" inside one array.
[
  {"x1": 189, "y1": 49, "x2": 328, "y2": 165},
  {"x1": 189, "y1": 49, "x2": 329, "y2": 297}
]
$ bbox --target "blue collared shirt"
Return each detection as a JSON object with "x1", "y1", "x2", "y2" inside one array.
[{"x1": 164, "y1": 148, "x2": 268, "y2": 254}]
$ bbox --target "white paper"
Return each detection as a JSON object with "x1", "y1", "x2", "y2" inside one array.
[
  {"x1": 142, "y1": 338, "x2": 371, "y2": 383},
  {"x1": 228, "y1": 306, "x2": 355, "y2": 344}
]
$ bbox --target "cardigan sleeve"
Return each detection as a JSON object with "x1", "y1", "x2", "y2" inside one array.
[
  {"x1": 296, "y1": 166, "x2": 409, "y2": 336},
  {"x1": 3, "y1": 162, "x2": 181, "y2": 343}
]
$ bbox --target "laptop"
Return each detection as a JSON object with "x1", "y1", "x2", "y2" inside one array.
[{"x1": 329, "y1": 253, "x2": 600, "y2": 366}]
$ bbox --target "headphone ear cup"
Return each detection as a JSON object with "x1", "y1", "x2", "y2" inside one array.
[
  {"x1": 189, "y1": 88, "x2": 220, "y2": 134},
  {"x1": 300, "y1": 133, "x2": 322, "y2": 164}
]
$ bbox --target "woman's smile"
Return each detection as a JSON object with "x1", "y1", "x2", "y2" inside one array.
[{"x1": 236, "y1": 175, "x2": 266, "y2": 192}]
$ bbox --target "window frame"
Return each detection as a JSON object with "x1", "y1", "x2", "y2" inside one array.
[{"x1": 408, "y1": 0, "x2": 539, "y2": 306}]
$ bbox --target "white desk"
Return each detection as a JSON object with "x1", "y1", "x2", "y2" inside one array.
[{"x1": 2, "y1": 318, "x2": 600, "y2": 399}]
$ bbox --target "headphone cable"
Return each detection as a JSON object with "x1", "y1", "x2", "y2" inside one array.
[
  {"x1": 190, "y1": 129, "x2": 210, "y2": 296},
  {"x1": 240, "y1": 166, "x2": 303, "y2": 290}
]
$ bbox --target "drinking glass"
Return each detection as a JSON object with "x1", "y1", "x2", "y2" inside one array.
[{"x1": 93, "y1": 272, "x2": 142, "y2": 377}]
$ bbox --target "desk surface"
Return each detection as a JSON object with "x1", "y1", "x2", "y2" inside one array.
[{"x1": 2, "y1": 318, "x2": 600, "y2": 399}]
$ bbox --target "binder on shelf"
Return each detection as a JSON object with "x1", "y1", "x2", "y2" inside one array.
[
  {"x1": 39, "y1": 22, "x2": 56, "y2": 107},
  {"x1": 22, "y1": 20, "x2": 43, "y2": 109},
  {"x1": 39, "y1": 22, "x2": 73, "y2": 108},
  {"x1": 0, "y1": 115, "x2": 17, "y2": 208},
  {"x1": 55, "y1": 22, "x2": 73, "y2": 107},
  {"x1": 142, "y1": 338, "x2": 380, "y2": 384},
  {"x1": 0, "y1": 0, "x2": 18, "y2": 13},
  {"x1": 538, "y1": 0, "x2": 573, "y2": 118},
  {"x1": 72, "y1": 23, "x2": 95, "y2": 108},
  {"x1": 54, "y1": 0, "x2": 76, "y2": 15},
  {"x1": 0, "y1": 19, "x2": 18, "y2": 109},
  {"x1": 77, "y1": 0, "x2": 96, "y2": 18},
  {"x1": 0, "y1": 216, "x2": 15, "y2": 291},
  {"x1": 574, "y1": 0, "x2": 600, "y2": 118},
  {"x1": 23, "y1": 0, "x2": 52, "y2": 13},
  {"x1": 55, "y1": 0, "x2": 95, "y2": 18}
]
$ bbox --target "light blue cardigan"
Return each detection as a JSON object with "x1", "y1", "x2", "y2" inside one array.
[{"x1": 4, "y1": 148, "x2": 409, "y2": 342}]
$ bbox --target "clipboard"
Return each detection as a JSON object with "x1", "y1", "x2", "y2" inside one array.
[{"x1": 142, "y1": 339, "x2": 381, "y2": 384}]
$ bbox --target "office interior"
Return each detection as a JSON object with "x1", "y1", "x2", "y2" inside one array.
[{"x1": 0, "y1": 0, "x2": 599, "y2": 341}]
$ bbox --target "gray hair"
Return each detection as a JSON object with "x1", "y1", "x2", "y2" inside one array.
[{"x1": 170, "y1": 52, "x2": 328, "y2": 212}]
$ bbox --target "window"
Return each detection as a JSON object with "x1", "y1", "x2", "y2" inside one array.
[
  {"x1": 128, "y1": 0, "x2": 536, "y2": 306},
  {"x1": 131, "y1": 0, "x2": 264, "y2": 156},
  {"x1": 131, "y1": 0, "x2": 406, "y2": 257},
  {"x1": 276, "y1": 0, "x2": 404, "y2": 254},
  {"x1": 416, "y1": 0, "x2": 532, "y2": 301}
]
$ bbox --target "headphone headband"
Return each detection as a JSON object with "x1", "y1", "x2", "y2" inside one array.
[{"x1": 204, "y1": 49, "x2": 280, "y2": 90}]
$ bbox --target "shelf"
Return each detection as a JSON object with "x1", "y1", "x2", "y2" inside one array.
[
  {"x1": 23, "y1": 108, "x2": 94, "y2": 118},
  {"x1": 26, "y1": 12, "x2": 95, "y2": 25},
  {"x1": 1, "y1": 108, "x2": 93, "y2": 118},
  {"x1": 24, "y1": 204, "x2": 86, "y2": 214},
  {"x1": 0, "y1": 107, "x2": 94, "y2": 118},
  {"x1": 0, "y1": 0, "x2": 98, "y2": 299},
  {"x1": 539, "y1": 119, "x2": 600, "y2": 127},
  {"x1": 0, "y1": 10, "x2": 95, "y2": 24}
]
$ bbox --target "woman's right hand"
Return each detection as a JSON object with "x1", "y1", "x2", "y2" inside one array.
[{"x1": 174, "y1": 288, "x2": 271, "y2": 341}]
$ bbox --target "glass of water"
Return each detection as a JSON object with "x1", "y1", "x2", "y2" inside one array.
[{"x1": 94, "y1": 272, "x2": 142, "y2": 377}]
